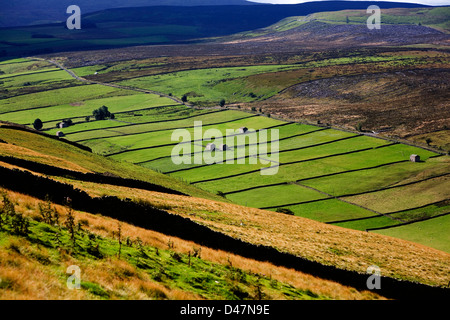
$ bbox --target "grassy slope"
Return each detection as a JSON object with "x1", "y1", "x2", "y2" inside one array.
[
  {"x1": 0, "y1": 125, "x2": 223, "y2": 202},
  {"x1": 375, "y1": 214, "x2": 450, "y2": 253},
  {"x1": 2, "y1": 189, "x2": 377, "y2": 300},
  {"x1": 2, "y1": 56, "x2": 447, "y2": 253},
  {"x1": 233, "y1": 6, "x2": 450, "y2": 36},
  {"x1": 0, "y1": 127, "x2": 449, "y2": 291}
]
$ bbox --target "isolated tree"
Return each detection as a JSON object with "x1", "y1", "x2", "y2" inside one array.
[
  {"x1": 33, "y1": 118, "x2": 43, "y2": 130},
  {"x1": 425, "y1": 138, "x2": 432, "y2": 146},
  {"x1": 219, "y1": 99, "x2": 226, "y2": 107},
  {"x1": 181, "y1": 94, "x2": 188, "y2": 103},
  {"x1": 93, "y1": 105, "x2": 111, "y2": 120}
]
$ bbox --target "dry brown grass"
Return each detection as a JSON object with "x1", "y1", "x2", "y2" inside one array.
[
  {"x1": 1, "y1": 189, "x2": 385, "y2": 300},
  {"x1": 0, "y1": 142, "x2": 91, "y2": 173},
  {"x1": 35, "y1": 178, "x2": 450, "y2": 288}
]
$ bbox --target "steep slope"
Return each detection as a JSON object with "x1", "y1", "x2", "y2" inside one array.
[
  {"x1": 0, "y1": 122, "x2": 449, "y2": 299},
  {"x1": 0, "y1": 121, "x2": 224, "y2": 202}
]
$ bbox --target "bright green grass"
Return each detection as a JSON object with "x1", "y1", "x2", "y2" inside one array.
[
  {"x1": 278, "y1": 135, "x2": 390, "y2": 164},
  {"x1": 0, "y1": 127, "x2": 222, "y2": 201},
  {"x1": 333, "y1": 215, "x2": 401, "y2": 231},
  {"x1": 0, "y1": 58, "x2": 30, "y2": 65},
  {"x1": 343, "y1": 175, "x2": 450, "y2": 214},
  {"x1": 278, "y1": 198, "x2": 377, "y2": 222},
  {"x1": 66, "y1": 110, "x2": 253, "y2": 141},
  {"x1": 117, "y1": 65, "x2": 301, "y2": 105},
  {"x1": 193, "y1": 144, "x2": 440, "y2": 194},
  {"x1": 225, "y1": 184, "x2": 328, "y2": 209},
  {"x1": 148, "y1": 131, "x2": 384, "y2": 174},
  {"x1": 84, "y1": 116, "x2": 285, "y2": 155},
  {"x1": 0, "y1": 59, "x2": 50, "y2": 74},
  {"x1": 115, "y1": 145, "x2": 179, "y2": 164},
  {"x1": 0, "y1": 62, "x2": 55, "y2": 77},
  {"x1": 1, "y1": 92, "x2": 175, "y2": 126},
  {"x1": 302, "y1": 156, "x2": 450, "y2": 197},
  {"x1": 108, "y1": 121, "x2": 324, "y2": 166},
  {"x1": 390, "y1": 201, "x2": 450, "y2": 222},
  {"x1": 41, "y1": 104, "x2": 203, "y2": 135},
  {"x1": 174, "y1": 143, "x2": 438, "y2": 186},
  {"x1": 0, "y1": 84, "x2": 137, "y2": 114},
  {"x1": 110, "y1": 122, "x2": 321, "y2": 164},
  {"x1": 310, "y1": 7, "x2": 450, "y2": 32},
  {"x1": 374, "y1": 214, "x2": 450, "y2": 253},
  {"x1": 0, "y1": 69, "x2": 73, "y2": 90}
]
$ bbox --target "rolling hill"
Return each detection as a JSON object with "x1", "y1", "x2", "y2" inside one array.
[
  {"x1": 0, "y1": 1, "x2": 431, "y2": 59},
  {"x1": 0, "y1": 3, "x2": 449, "y2": 302},
  {"x1": 0, "y1": 0, "x2": 257, "y2": 27},
  {"x1": 0, "y1": 121, "x2": 449, "y2": 300}
]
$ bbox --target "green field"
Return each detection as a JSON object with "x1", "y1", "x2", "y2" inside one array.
[
  {"x1": 1, "y1": 58, "x2": 448, "y2": 253},
  {"x1": 374, "y1": 214, "x2": 450, "y2": 253},
  {"x1": 116, "y1": 65, "x2": 305, "y2": 106}
]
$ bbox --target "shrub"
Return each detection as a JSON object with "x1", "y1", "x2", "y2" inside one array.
[
  {"x1": 93, "y1": 105, "x2": 111, "y2": 120},
  {"x1": 38, "y1": 196, "x2": 60, "y2": 226},
  {"x1": 275, "y1": 208, "x2": 294, "y2": 215},
  {"x1": 216, "y1": 191, "x2": 226, "y2": 198},
  {"x1": 33, "y1": 118, "x2": 43, "y2": 130}
]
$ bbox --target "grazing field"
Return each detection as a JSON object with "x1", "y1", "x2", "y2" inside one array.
[
  {"x1": 374, "y1": 214, "x2": 450, "y2": 253},
  {"x1": 0, "y1": 4, "x2": 449, "y2": 301},
  {"x1": 116, "y1": 65, "x2": 302, "y2": 106},
  {"x1": 0, "y1": 56, "x2": 449, "y2": 254}
]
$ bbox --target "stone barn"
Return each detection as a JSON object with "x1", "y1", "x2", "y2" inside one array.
[
  {"x1": 56, "y1": 131, "x2": 64, "y2": 137},
  {"x1": 238, "y1": 127, "x2": 248, "y2": 134},
  {"x1": 58, "y1": 122, "x2": 68, "y2": 129},
  {"x1": 205, "y1": 143, "x2": 216, "y2": 151},
  {"x1": 410, "y1": 154, "x2": 420, "y2": 162},
  {"x1": 219, "y1": 144, "x2": 228, "y2": 151}
]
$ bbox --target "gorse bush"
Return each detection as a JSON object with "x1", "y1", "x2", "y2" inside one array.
[
  {"x1": 38, "y1": 196, "x2": 60, "y2": 225},
  {"x1": 0, "y1": 192, "x2": 30, "y2": 235}
]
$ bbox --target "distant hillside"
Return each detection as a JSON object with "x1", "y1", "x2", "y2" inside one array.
[
  {"x1": 0, "y1": 1, "x2": 430, "y2": 59},
  {"x1": 0, "y1": 0, "x2": 256, "y2": 27}
]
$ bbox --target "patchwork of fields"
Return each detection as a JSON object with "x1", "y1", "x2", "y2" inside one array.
[{"x1": 0, "y1": 58, "x2": 449, "y2": 253}]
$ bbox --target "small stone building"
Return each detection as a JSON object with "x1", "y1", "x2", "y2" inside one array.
[
  {"x1": 205, "y1": 143, "x2": 216, "y2": 151},
  {"x1": 410, "y1": 154, "x2": 420, "y2": 162},
  {"x1": 58, "y1": 122, "x2": 68, "y2": 129},
  {"x1": 219, "y1": 144, "x2": 228, "y2": 151},
  {"x1": 56, "y1": 131, "x2": 64, "y2": 137},
  {"x1": 238, "y1": 127, "x2": 248, "y2": 134}
]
